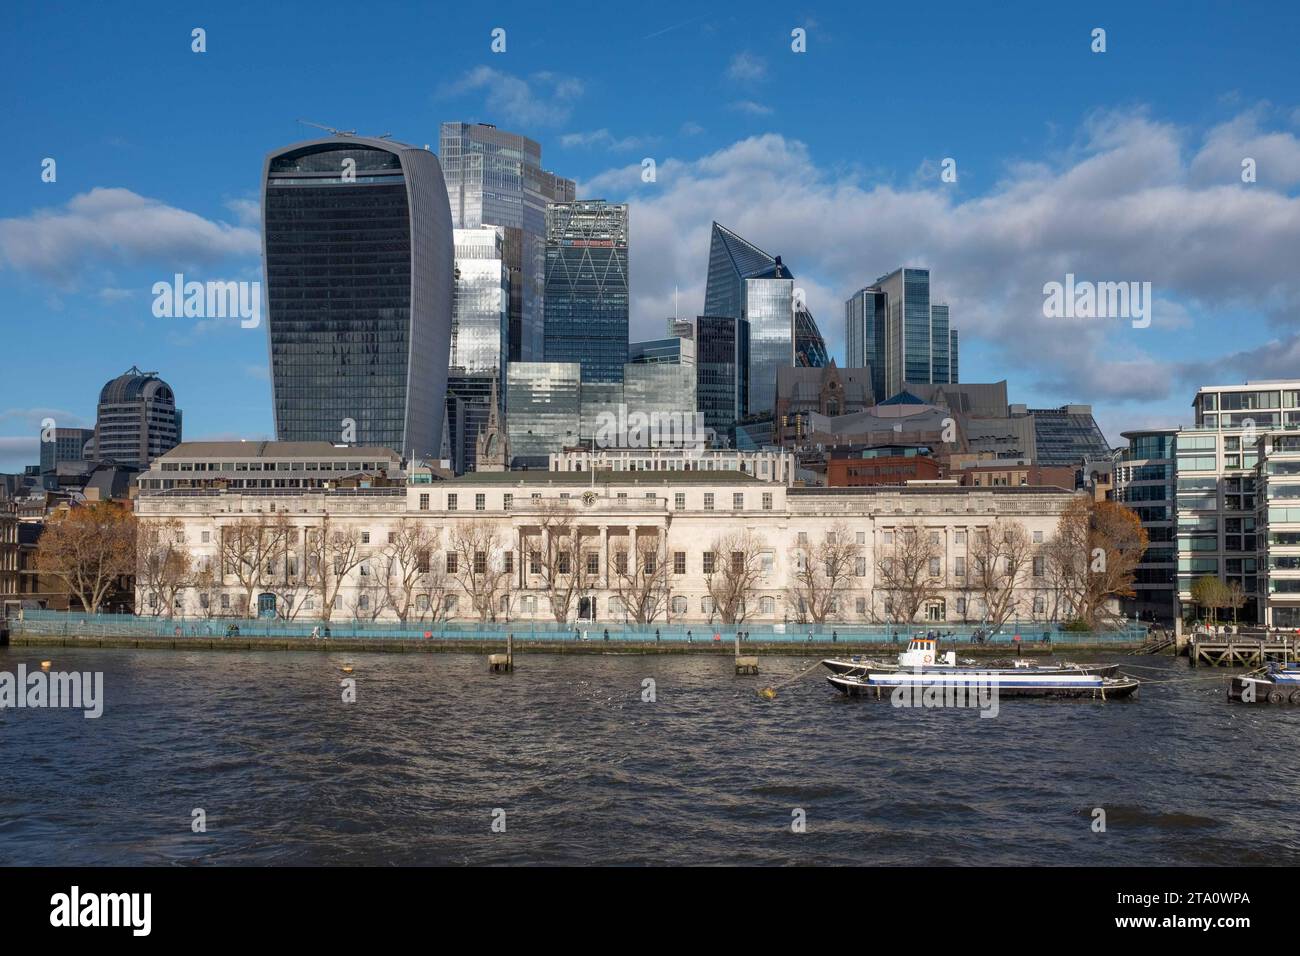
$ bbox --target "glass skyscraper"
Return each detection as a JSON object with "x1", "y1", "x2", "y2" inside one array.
[
  {"x1": 695, "y1": 315, "x2": 750, "y2": 440},
  {"x1": 439, "y1": 123, "x2": 575, "y2": 362},
  {"x1": 850, "y1": 267, "x2": 959, "y2": 400},
  {"x1": 702, "y1": 223, "x2": 827, "y2": 420},
  {"x1": 506, "y1": 362, "x2": 582, "y2": 466},
  {"x1": 542, "y1": 200, "x2": 629, "y2": 384},
  {"x1": 262, "y1": 136, "x2": 453, "y2": 459}
]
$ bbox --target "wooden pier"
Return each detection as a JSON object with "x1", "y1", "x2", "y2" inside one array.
[{"x1": 1190, "y1": 637, "x2": 1299, "y2": 668}]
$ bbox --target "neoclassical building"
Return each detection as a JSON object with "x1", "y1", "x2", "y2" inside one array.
[{"x1": 135, "y1": 443, "x2": 1080, "y2": 625}]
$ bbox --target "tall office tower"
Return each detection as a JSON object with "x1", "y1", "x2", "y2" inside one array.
[
  {"x1": 263, "y1": 136, "x2": 453, "y2": 459},
  {"x1": 39, "y1": 427, "x2": 95, "y2": 473},
  {"x1": 439, "y1": 122, "x2": 576, "y2": 362},
  {"x1": 629, "y1": 335, "x2": 695, "y2": 366},
  {"x1": 845, "y1": 286, "x2": 887, "y2": 402},
  {"x1": 703, "y1": 222, "x2": 828, "y2": 419},
  {"x1": 506, "y1": 362, "x2": 583, "y2": 468},
  {"x1": 87, "y1": 366, "x2": 182, "y2": 468},
  {"x1": 542, "y1": 200, "x2": 629, "y2": 384},
  {"x1": 623, "y1": 363, "x2": 697, "y2": 437},
  {"x1": 949, "y1": 328, "x2": 960, "y2": 384},
  {"x1": 869, "y1": 267, "x2": 959, "y2": 399},
  {"x1": 695, "y1": 315, "x2": 750, "y2": 442},
  {"x1": 445, "y1": 226, "x2": 509, "y2": 473}
]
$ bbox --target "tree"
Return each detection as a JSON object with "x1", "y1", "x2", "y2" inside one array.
[
  {"x1": 1226, "y1": 580, "x2": 1247, "y2": 625},
  {"x1": 1191, "y1": 575, "x2": 1230, "y2": 625},
  {"x1": 302, "y1": 517, "x2": 364, "y2": 620},
  {"x1": 1046, "y1": 497, "x2": 1148, "y2": 629},
  {"x1": 785, "y1": 521, "x2": 862, "y2": 624},
  {"x1": 218, "y1": 513, "x2": 292, "y2": 617},
  {"x1": 447, "y1": 519, "x2": 511, "y2": 622},
  {"x1": 523, "y1": 501, "x2": 594, "y2": 623},
  {"x1": 609, "y1": 532, "x2": 672, "y2": 624},
  {"x1": 703, "y1": 531, "x2": 767, "y2": 625},
  {"x1": 36, "y1": 501, "x2": 137, "y2": 613},
  {"x1": 968, "y1": 519, "x2": 1033, "y2": 631},
  {"x1": 375, "y1": 521, "x2": 445, "y2": 622},
  {"x1": 874, "y1": 520, "x2": 944, "y2": 624},
  {"x1": 136, "y1": 518, "x2": 193, "y2": 617}
]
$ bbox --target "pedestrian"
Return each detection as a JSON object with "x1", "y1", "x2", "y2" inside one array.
[
  {"x1": 655, "y1": 628, "x2": 661, "y2": 642},
  {"x1": 807, "y1": 630, "x2": 813, "y2": 643},
  {"x1": 687, "y1": 629, "x2": 693, "y2": 644},
  {"x1": 603, "y1": 628, "x2": 610, "y2": 642},
  {"x1": 713, "y1": 631, "x2": 721, "y2": 642},
  {"x1": 832, "y1": 630, "x2": 838, "y2": 643},
  {"x1": 311, "y1": 625, "x2": 320, "y2": 640}
]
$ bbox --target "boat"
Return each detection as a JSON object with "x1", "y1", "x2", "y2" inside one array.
[
  {"x1": 1229, "y1": 663, "x2": 1300, "y2": 704},
  {"x1": 828, "y1": 669, "x2": 1140, "y2": 700},
  {"x1": 821, "y1": 637, "x2": 1121, "y2": 678}
]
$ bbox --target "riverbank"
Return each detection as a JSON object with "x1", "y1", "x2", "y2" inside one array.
[{"x1": 6, "y1": 633, "x2": 1139, "y2": 655}]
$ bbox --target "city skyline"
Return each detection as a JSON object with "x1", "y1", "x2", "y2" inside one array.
[{"x1": 2, "y1": 2, "x2": 1300, "y2": 471}]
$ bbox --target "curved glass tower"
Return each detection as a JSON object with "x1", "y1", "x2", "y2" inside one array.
[{"x1": 262, "y1": 136, "x2": 454, "y2": 459}]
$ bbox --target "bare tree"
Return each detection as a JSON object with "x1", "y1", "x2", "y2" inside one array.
[
  {"x1": 703, "y1": 531, "x2": 767, "y2": 625},
  {"x1": 447, "y1": 519, "x2": 511, "y2": 621},
  {"x1": 610, "y1": 532, "x2": 672, "y2": 624},
  {"x1": 785, "y1": 521, "x2": 862, "y2": 624},
  {"x1": 192, "y1": 563, "x2": 221, "y2": 618},
  {"x1": 523, "y1": 501, "x2": 594, "y2": 623},
  {"x1": 874, "y1": 520, "x2": 944, "y2": 624},
  {"x1": 36, "y1": 501, "x2": 136, "y2": 613},
  {"x1": 302, "y1": 516, "x2": 365, "y2": 621},
  {"x1": 217, "y1": 513, "x2": 293, "y2": 617},
  {"x1": 375, "y1": 520, "x2": 443, "y2": 622},
  {"x1": 968, "y1": 519, "x2": 1033, "y2": 631},
  {"x1": 1047, "y1": 497, "x2": 1148, "y2": 628},
  {"x1": 136, "y1": 518, "x2": 193, "y2": 617}
]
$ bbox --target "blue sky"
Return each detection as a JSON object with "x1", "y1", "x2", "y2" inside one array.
[{"x1": 2, "y1": 0, "x2": 1299, "y2": 470}]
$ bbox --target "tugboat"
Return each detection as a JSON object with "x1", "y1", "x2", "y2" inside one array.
[
  {"x1": 822, "y1": 636, "x2": 1121, "y2": 678},
  {"x1": 1230, "y1": 663, "x2": 1300, "y2": 704},
  {"x1": 828, "y1": 668, "x2": 1140, "y2": 700}
]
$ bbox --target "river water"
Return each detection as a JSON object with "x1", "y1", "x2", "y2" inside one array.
[{"x1": 1, "y1": 646, "x2": 1296, "y2": 866}]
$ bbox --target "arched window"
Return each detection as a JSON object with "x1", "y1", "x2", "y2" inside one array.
[
  {"x1": 760, "y1": 596, "x2": 775, "y2": 615},
  {"x1": 671, "y1": 595, "x2": 687, "y2": 615}
]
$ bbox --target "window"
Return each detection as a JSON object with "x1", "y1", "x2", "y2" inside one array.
[
  {"x1": 200, "y1": 592, "x2": 210, "y2": 609},
  {"x1": 674, "y1": 551, "x2": 686, "y2": 574},
  {"x1": 1033, "y1": 595, "x2": 1046, "y2": 614},
  {"x1": 702, "y1": 596, "x2": 715, "y2": 614},
  {"x1": 704, "y1": 493, "x2": 715, "y2": 511},
  {"x1": 200, "y1": 530, "x2": 210, "y2": 543},
  {"x1": 856, "y1": 531, "x2": 865, "y2": 545},
  {"x1": 762, "y1": 493, "x2": 773, "y2": 511},
  {"x1": 674, "y1": 493, "x2": 686, "y2": 509},
  {"x1": 955, "y1": 556, "x2": 966, "y2": 577},
  {"x1": 530, "y1": 551, "x2": 541, "y2": 575},
  {"x1": 587, "y1": 552, "x2": 599, "y2": 576},
  {"x1": 955, "y1": 531, "x2": 966, "y2": 545},
  {"x1": 883, "y1": 531, "x2": 894, "y2": 544},
  {"x1": 956, "y1": 597, "x2": 967, "y2": 614},
  {"x1": 447, "y1": 494, "x2": 457, "y2": 511},
  {"x1": 929, "y1": 532, "x2": 941, "y2": 545},
  {"x1": 672, "y1": 595, "x2": 688, "y2": 614},
  {"x1": 610, "y1": 596, "x2": 624, "y2": 614},
  {"x1": 856, "y1": 597, "x2": 867, "y2": 615},
  {"x1": 419, "y1": 493, "x2": 429, "y2": 511},
  {"x1": 474, "y1": 551, "x2": 487, "y2": 575},
  {"x1": 929, "y1": 558, "x2": 941, "y2": 577},
  {"x1": 446, "y1": 552, "x2": 458, "y2": 574},
  {"x1": 855, "y1": 557, "x2": 867, "y2": 577},
  {"x1": 558, "y1": 553, "x2": 571, "y2": 575},
  {"x1": 475, "y1": 493, "x2": 486, "y2": 511},
  {"x1": 358, "y1": 595, "x2": 369, "y2": 611},
  {"x1": 361, "y1": 531, "x2": 370, "y2": 544},
  {"x1": 1033, "y1": 530, "x2": 1044, "y2": 543},
  {"x1": 445, "y1": 594, "x2": 458, "y2": 614},
  {"x1": 1033, "y1": 556, "x2": 1045, "y2": 577},
  {"x1": 504, "y1": 552, "x2": 514, "y2": 575},
  {"x1": 220, "y1": 594, "x2": 230, "y2": 610},
  {"x1": 798, "y1": 531, "x2": 808, "y2": 546},
  {"x1": 503, "y1": 494, "x2": 513, "y2": 512},
  {"x1": 645, "y1": 552, "x2": 657, "y2": 575},
  {"x1": 388, "y1": 531, "x2": 397, "y2": 544},
  {"x1": 615, "y1": 551, "x2": 628, "y2": 574},
  {"x1": 761, "y1": 596, "x2": 776, "y2": 615},
  {"x1": 703, "y1": 552, "x2": 716, "y2": 575},
  {"x1": 733, "y1": 493, "x2": 744, "y2": 510},
  {"x1": 417, "y1": 550, "x2": 430, "y2": 573}
]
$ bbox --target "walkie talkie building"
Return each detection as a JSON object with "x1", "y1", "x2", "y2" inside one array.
[{"x1": 262, "y1": 136, "x2": 454, "y2": 459}]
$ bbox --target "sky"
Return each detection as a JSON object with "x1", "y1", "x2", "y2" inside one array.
[{"x1": 1, "y1": 0, "x2": 1298, "y2": 471}]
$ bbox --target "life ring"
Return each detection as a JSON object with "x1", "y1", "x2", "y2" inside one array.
[{"x1": 923, "y1": 653, "x2": 933, "y2": 664}]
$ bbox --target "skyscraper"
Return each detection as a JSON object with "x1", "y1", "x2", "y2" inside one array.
[
  {"x1": 542, "y1": 200, "x2": 629, "y2": 384},
  {"x1": 439, "y1": 123, "x2": 576, "y2": 362},
  {"x1": 848, "y1": 267, "x2": 959, "y2": 399},
  {"x1": 695, "y1": 315, "x2": 750, "y2": 440},
  {"x1": 39, "y1": 427, "x2": 94, "y2": 473},
  {"x1": 262, "y1": 135, "x2": 454, "y2": 459},
  {"x1": 506, "y1": 362, "x2": 583, "y2": 467},
  {"x1": 87, "y1": 366, "x2": 182, "y2": 468},
  {"x1": 702, "y1": 223, "x2": 828, "y2": 419}
]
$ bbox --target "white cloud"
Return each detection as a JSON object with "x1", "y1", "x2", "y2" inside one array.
[
  {"x1": 0, "y1": 188, "x2": 259, "y2": 285},
  {"x1": 581, "y1": 110, "x2": 1300, "y2": 412},
  {"x1": 438, "y1": 67, "x2": 584, "y2": 127},
  {"x1": 729, "y1": 100, "x2": 772, "y2": 116},
  {"x1": 727, "y1": 52, "x2": 767, "y2": 83},
  {"x1": 560, "y1": 129, "x2": 651, "y2": 152},
  {"x1": 1189, "y1": 111, "x2": 1300, "y2": 187}
]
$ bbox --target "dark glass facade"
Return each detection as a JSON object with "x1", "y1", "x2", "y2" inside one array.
[
  {"x1": 696, "y1": 315, "x2": 750, "y2": 438},
  {"x1": 263, "y1": 138, "x2": 453, "y2": 459},
  {"x1": 845, "y1": 287, "x2": 887, "y2": 402},
  {"x1": 542, "y1": 200, "x2": 629, "y2": 384}
]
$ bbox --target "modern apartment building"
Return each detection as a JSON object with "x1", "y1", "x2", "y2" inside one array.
[
  {"x1": 1255, "y1": 430, "x2": 1300, "y2": 628},
  {"x1": 87, "y1": 366, "x2": 182, "y2": 468}
]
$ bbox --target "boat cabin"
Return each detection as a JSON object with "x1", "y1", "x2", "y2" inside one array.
[{"x1": 898, "y1": 637, "x2": 957, "y2": 668}]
